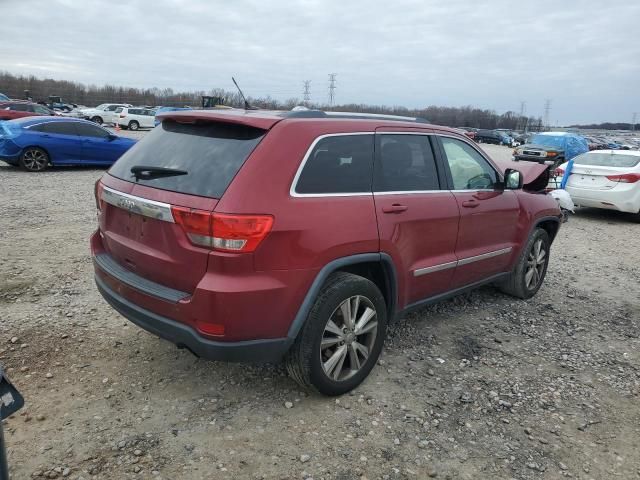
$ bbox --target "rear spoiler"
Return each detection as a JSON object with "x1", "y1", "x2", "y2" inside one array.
[{"x1": 156, "y1": 109, "x2": 283, "y2": 130}]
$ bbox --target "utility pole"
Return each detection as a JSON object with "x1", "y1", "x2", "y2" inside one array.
[
  {"x1": 302, "y1": 80, "x2": 311, "y2": 106},
  {"x1": 328, "y1": 73, "x2": 337, "y2": 106},
  {"x1": 543, "y1": 99, "x2": 552, "y2": 131},
  {"x1": 516, "y1": 101, "x2": 526, "y2": 131},
  {"x1": 632, "y1": 112, "x2": 637, "y2": 131}
]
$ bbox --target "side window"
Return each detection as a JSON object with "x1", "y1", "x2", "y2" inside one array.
[
  {"x1": 75, "y1": 123, "x2": 110, "y2": 138},
  {"x1": 295, "y1": 135, "x2": 374, "y2": 194},
  {"x1": 375, "y1": 135, "x2": 439, "y2": 192},
  {"x1": 42, "y1": 122, "x2": 77, "y2": 136},
  {"x1": 107, "y1": 105, "x2": 119, "y2": 111},
  {"x1": 34, "y1": 105, "x2": 51, "y2": 114},
  {"x1": 440, "y1": 137, "x2": 498, "y2": 190},
  {"x1": 10, "y1": 103, "x2": 29, "y2": 112}
]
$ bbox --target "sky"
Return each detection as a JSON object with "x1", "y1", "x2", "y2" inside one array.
[{"x1": 1, "y1": 0, "x2": 639, "y2": 125}]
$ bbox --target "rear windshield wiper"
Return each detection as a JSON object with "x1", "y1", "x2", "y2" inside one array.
[{"x1": 130, "y1": 165, "x2": 188, "y2": 181}]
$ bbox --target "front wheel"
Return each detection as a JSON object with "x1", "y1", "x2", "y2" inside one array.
[
  {"x1": 286, "y1": 272, "x2": 387, "y2": 396},
  {"x1": 497, "y1": 228, "x2": 551, "y2": 299},
  {"x1": 19, "y1": 147, "x2": 49, "y2": 172}
]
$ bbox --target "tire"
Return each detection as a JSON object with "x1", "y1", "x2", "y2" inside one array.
[
  {"x1": 91, "y1": 116, "x2": 103, "y2": 125},
  {"x1": 497, "y1": 228, "x2": 551, "y2": 299},
  {"x1": 128, "y1": 121, "x2": 139, "y2": 131},
  {"x1": 285, "y1": 272, "x2": 387, "y2": 396},
  {"x1": 19, "y1": 147, "x2": 49, "y2": 172}
]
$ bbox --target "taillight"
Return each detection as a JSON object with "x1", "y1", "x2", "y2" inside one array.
[
  {"x1": 606, "y1": 173, "x2": 640, "y2": 183},
  {"x1": 171, "y1": 207, "x2": 273, "y2": 253},
  {"x1": 94, "y1": 180, "x2": 103, "y2": 211}
]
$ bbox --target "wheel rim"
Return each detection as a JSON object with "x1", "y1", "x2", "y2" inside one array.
[
  {"x1": 131, "y1": 123, "x2": 138, "y2": 130},
  {"x1": 22, "y1": 149, "x2": 47, "y2": 171},
  {"x1": 320, "y1": 295, "x2": 378, "y2": 382},
  {"x1": 525, "y1": 238, "x2": 547, "y2": 290}
]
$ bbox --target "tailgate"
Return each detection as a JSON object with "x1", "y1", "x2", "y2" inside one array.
[{"x1": 99, "y1": 177, "x2": 218, "y2": 293}]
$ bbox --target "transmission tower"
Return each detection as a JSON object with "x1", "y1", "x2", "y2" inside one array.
[
  {"x1": 632, "y1": 112, "x2": 637, "y2": 131},
  {"x1": 328, "y1": 73, "x2": 337, "y2": 106},
  {"x1": 516, "y1": 101, "x2": 526, "y2": 131},
  {"x1": 303, "y1": 80, "x2": 311, "y2": 105},
  {"x1": 543, "y1": 99, "x2": 552, "y2": 131}
]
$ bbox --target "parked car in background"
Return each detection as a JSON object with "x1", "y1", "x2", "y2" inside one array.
[
  {"x1": 475, "y1": 129, "x2": 503, "y2": 145},
  {"x1": 79, "y1": 103, "x2": 132, "y2": 125},
  {"x1": 557, "y1": 150, "x2": 640, "y2": 217},
  {"x1": 453, "y1": 127, "x2": 476, "y2": 141},
  {"x1": 0, "y1": 117, "x2": 136, "y2": 172},
  {"x1": 91, "y1": 109, "x2": 561, "y2": 395},
  {"x1": 0, "y1": 93, "x2": 9, "y2": 102},
  {"x1": 514, "y1": 132, "x2": 589, "y2": 166},
  {"x1": 154, "y1": 106, "x2": 192, "y2": 126},
  {"x1": 0, "y1": 101, "x2": 56, "y2": 120},
  {"x1": 115, "y1": 107, "x2": 156, "y2": 130}
]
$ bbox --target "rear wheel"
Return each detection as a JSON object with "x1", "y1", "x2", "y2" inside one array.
[
  {"x1": 128, "y1": 121, "x2": 139, "y2": 131},
  {"x1": 91, "y1": 116, "x2": 103, "y2": 125},
  {"x1": 497, "y1": 228, "x2": 550, "y2": 299},
  {"x1": 286, "y1": 272, "x2": 387, "y2": 396},
  {"x1": 19, "y1": 147, "x2": 49, "y2": 172}
]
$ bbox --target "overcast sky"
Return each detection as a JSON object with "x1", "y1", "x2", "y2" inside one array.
[{"x1": 1, "y1": 0, "x2": 639, "y2": 124}]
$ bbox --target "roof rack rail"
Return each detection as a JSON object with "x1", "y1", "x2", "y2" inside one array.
[{"x1": 283, "y1": 109, "x2": 429, "y2": 123}]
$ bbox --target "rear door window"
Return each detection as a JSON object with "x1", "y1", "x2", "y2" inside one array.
[
  {"x1": 75, "y1": 123, "x2": 110, "y2": 138},
  {"x1": 109, "y1": 120, "x2": 265, "y2": 198},
  {"x1": 375, "y1": 134, "x2": 440, "y2": 191},
  {"x1": 294, "y1": 134, "x2": 374, "y2": 195}
]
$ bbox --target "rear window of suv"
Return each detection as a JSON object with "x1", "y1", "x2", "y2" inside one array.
[{"x1": 109, "y1": 120, "x2": 265, "y2": 198}]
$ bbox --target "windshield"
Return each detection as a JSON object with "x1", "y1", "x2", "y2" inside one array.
[
  {"x1": 109, "y1": 120, "x2": 266, "y2": 198},
  {"x1": 574, "y1": 152, "x2": 640, "y2": 168},
  {"x1": 530, "y1": 134, "x2": 566, "y2": 149}
]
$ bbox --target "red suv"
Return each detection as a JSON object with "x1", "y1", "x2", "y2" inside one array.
[{"x1": 91, "y1": 109, "x2": 562, "y2": 395}]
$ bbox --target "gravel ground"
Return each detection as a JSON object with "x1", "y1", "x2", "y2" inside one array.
[{"x1": 0, "y1": 142, "x2": 638, "y2": 480}]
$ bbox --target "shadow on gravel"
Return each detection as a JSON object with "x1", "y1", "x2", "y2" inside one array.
[{"x1": 574, "y1": 207, "x2": 639, "y2": 224}]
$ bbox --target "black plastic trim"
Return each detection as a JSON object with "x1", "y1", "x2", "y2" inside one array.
[
  {"x1": 286, "y1": 253, "x2": 398, "y2": 339},
  {"x1": 94, "y1": 253, "x2": 189, "y2": 303},
  {"x1": 402, "y1": 272, "x2": 509, "y2": 313},
  {"x1": 95, "y1": 275, "x2": 291, "y2": 362}
]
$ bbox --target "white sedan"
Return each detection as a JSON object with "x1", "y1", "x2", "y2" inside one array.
[{"x1": 557, "y1": 150, "x2": 640, "y2": 216}]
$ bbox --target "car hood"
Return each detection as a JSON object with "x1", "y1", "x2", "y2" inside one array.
[
  {"x1": 520, "y1": 143, "x2": 564, "y2": 152},
  {"x1": 492, "y1": 157, "x2": 551, "y2": 191}
]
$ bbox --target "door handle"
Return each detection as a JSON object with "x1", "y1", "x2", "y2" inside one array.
[
  {"x1": 462, "y1": 199, "x2": 479, "y2": 208},
  {"x1": 382, "y1": 204, "x2": 408, "y2": 213}
]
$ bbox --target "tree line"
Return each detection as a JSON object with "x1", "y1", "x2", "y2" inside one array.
[{"x1": 1, "y1": 71, "x2": 542, "y2": 131}]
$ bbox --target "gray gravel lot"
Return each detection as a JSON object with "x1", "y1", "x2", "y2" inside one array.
[{"x1": 0, "y1": 142, "x2": 638, "y2": 480}]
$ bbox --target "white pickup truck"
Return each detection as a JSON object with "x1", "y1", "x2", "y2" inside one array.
[{"x1": 79, "y1": 103, "x2": 132, "y2": 125}]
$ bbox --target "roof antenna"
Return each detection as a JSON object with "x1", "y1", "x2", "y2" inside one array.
[{"x1": 232, "y1": 77, "x2": 255, "y2": 110}]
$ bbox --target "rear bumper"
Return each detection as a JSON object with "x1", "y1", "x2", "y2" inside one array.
[
  {"x1": 566, "y1": 185, "x2": 640, "y2": 214},
  {"x1": 95, "y1": 274, "x2": 292, "y2": 362}
]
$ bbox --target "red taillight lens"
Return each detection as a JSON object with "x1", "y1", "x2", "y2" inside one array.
[
  {"x1": 606, "y1": 173, "x2": 640, "y2": 183},
  {"x1": 94, "y1": 180, "x2": 103, "y2": 211},
  {"x1": 171, "y1": 207, "x2": 274, "y2": 253},
  {"x1": 211, "y1": 213, "x2": 274, "y2": 252}
]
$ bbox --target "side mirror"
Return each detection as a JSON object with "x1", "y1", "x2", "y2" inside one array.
[{"x1": 504, "y1": 168, "x2": 523, "y2": 190}]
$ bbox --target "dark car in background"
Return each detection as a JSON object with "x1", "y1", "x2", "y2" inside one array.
[
  {"x1": 0, "y1": 117, "x2": 136, "y2": 171},
  {"x1": 0, "y1": 101, "x2": 56, "y2": 120},
  {"x1": 513, "y1": 132, "x2": 589, "y2": 167},
  {"x1": 476, "y1": 129, "x2": 514, "y2": 145}
]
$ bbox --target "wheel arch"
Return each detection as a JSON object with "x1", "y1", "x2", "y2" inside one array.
[
  {"x1": 534, "y1": 216, "x2": 561, "y2": 243},
  {"x1": 287, "y1": 253, "x2": 398, "y2": 340}
]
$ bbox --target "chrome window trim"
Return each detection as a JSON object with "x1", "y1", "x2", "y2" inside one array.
[
  {"x1": 413, "y1": 247, "x2": 512, "y2": 277},
  {"x1": 289, "y1": 132, "x2": 374, "y2": 198},
  {"x1": 101, "y1": 186, "x2": 175, "y2": 223}
]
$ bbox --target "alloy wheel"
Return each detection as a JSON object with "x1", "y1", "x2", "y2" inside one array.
[
  {"x1": 22, "y1": 149, "x2": 48, "y2": 171},
  {"x1": 525, "y1": 238, "x2": 546, "y2": 289},
  {"x1": 320, "y1": 295, "x2": 378, "y2": 381}
]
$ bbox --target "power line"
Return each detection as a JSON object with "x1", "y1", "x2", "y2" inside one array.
[
  {"x1": 328, "y1": 73, "x2": 337, "y2": 106},
  {"x1": 302, "y1": 80, "x2": 311, "y2": 105}
]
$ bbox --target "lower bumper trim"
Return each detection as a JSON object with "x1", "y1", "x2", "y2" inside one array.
[{"x1": 95, "y1": 275, "x2": 292, "y2": 363}]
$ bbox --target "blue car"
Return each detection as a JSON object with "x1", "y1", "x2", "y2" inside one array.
[
  {"x1": 0, "y1": 116, "x2": 136, "y2": 172},
  {"x1": 154, "y1": 106, "x2": 192, "y2": 126}
]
